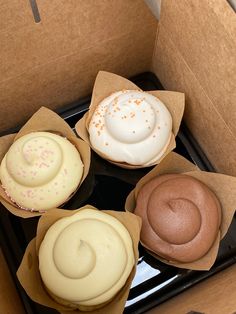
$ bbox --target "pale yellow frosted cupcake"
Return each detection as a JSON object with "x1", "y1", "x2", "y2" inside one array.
[
  {"x1": 0, "y1": 132, "x2": 83, "y2": 212},
  {"x1": 38, "y1": 208, "x2": 135, "y2": 310}
]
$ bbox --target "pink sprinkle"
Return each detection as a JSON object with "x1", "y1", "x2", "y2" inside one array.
[
  {"x1": 39, "y1": 162, "x2": 49, "y2": 168},
  {"x1": 26, "y1": 190, "x2": 32, "y2": 197},
  {"x1": 64, "y1": 169, "x2": 68, "y2": 175}
]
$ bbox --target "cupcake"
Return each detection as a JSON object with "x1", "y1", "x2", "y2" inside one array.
[
  {"x1": 88, "y1": 90, "x2": 173, "y2": 166},
  {"x1": 0, "y1": 107, "x2": 91, "y2": 217},
  {"x1": 0, "y1": 131, "x2": 84, "y2": 212},
  {"x1": 75, "y1": 71, "x2": 185, "y2": 169},
  {"x1": 134, "y1": 174, "x2": 222, "y2": 263},
  {"x1": 38, "y1": 208, "x2": 134, "y2": 310},
  {"x1": 17, "y1": 206, "x2": 141, "y2": 313},
  {"x1": 125, "y1": 152, "x2": 236, "y2": 270}
]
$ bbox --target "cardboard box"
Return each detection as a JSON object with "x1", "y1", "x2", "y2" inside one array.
[
  {"x1": 0, "y1": 1, "x2": 236, "y2": 312},
  {"x1": 1, "y1": 0, "x2": 235, "y2": 175}
]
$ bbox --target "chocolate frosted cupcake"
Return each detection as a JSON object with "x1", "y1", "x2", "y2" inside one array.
[{"x1": 134, "y1": 174, "x2": 222, "y2": 263}]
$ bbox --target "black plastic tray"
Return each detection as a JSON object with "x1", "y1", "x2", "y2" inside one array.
[{"x1": 0, "y1": 72, "x2": 236, "y2": 314}]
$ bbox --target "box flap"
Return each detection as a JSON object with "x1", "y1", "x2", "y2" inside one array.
[
  {"x1": 152, "y1": 0, "x2": 236, "y2": 175},
  {"x1": 0, "y1": 0, "x2": 157, "y2": 132}
]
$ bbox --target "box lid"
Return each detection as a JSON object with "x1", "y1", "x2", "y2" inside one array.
[
  {"x1": 0, "y1": 0, "x2": 157, "y2": 132},
  {"x1": 151, "y1": 0, "x2": 236, "y2": 175}
]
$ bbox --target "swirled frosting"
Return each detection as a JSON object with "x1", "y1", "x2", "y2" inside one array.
[
  {"x1": 134, "y1": 174, "x2": 222, "y2": 262},
  {"x1": 39, "y1": 209, "x2": 134, "y2": 306},
  {"x1": 0, "y1": 132, "x2": 83, "y2": 211},
  {"x1": 88, "y1": 90, "x2": 172, "y2": 166}
]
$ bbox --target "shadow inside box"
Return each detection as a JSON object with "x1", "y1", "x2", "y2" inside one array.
[{"x1": 0, "y1": 72, "x2": 236, "y2": 314}]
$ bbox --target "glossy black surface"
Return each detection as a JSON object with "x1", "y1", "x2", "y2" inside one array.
[{"x1": 0, "y1": 72, "x2": 235, "y2": 314}]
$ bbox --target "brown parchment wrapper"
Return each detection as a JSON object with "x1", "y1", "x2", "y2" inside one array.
[
  {"x1": 0, "y1": 107, "x2": 91, "y2": 218},
  {"x1": 17, "y1": 205, "x2": 141, "y2": 314},
  {"x1": 75, "y1": 71, "x2": 185, "y2": 169},
  {"x1": 125, "y1": 152, "x2": 236, "y2": 270}
]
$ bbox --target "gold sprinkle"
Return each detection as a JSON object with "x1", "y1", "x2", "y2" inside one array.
[{"x1": 134, "y1": 99, "x2": 141, "y2": 105}]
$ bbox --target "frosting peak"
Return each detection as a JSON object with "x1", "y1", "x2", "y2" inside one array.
[
  {"x1": 39, "y1": 209, "x2": 134, "y2": 306},
  {"x1": 89, "y1": 90, "x2": 173, "y2": 166},
  {"x1": 135, "y1": 174, "x2": 221, "y2": 262},
  {"x1": 0, "y1": 132, "x2": 83, "y2": 211}
]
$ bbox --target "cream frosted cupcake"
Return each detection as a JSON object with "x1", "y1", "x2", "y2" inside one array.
[
  {"x1": 0, "y1": 131, "x2": 84, "y2": 212},
  {"x1": 38, "y1": 208, "x2": 135, "y2": 310},
  {"x1": 88, "y1": 90, "x2": 173, "y2": 166}
]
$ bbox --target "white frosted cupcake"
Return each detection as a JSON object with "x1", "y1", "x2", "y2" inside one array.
[{"x1": 88, "y1": 90, "x2": 173, "y2": 166}]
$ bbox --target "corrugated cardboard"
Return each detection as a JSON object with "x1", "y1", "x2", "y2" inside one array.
[
  {"x1": 0, "y1": 0, "x2": 157, "y2": 133},
  {"x1": 0, "y1": 1, "x2": 235, "y2": 312},
  {"x1": 1, "y1": 0, "x2": 235, "y2": 176},
  {"x1": 151, "y1": 0, "x2": 236, "y2": 175}
]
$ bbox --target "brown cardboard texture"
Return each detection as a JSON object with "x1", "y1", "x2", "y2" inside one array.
[
  {"x1": 125, "y1": 152, "x2": 236, "y2": 270},
  {"x1": 17, "y1": 205, "x2": 142, "y2": 314},
  {"x1": 0, "y1": 0, "x2": 157, "y2": 134},
  {"x1": 151, "y1": 0, "x2": 236, "y2": 176},
  {"x1": 0, "y1": 107, "x2": 91, "y2": 218},
  {"x1": 1, "y1": 0, "x2": 236, "y2": 175},
  {"x1": 75, "y1": 71, "x2": 184, "y2": 169}
]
